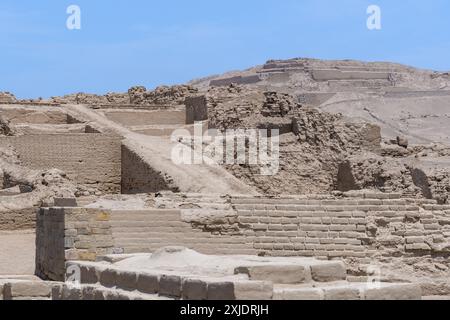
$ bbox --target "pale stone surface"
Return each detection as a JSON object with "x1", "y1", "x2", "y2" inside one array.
[
  {"x1": 311, "y1": 262, "x2": 347, "y2": 282},
  {"x1": 235, "y1": 265, "x2": 310, "y2": 284},
  {"x1": 0, "y1": 230, "x2": 35, "y2": 275},
  {"x1": 3, "y1": 281, "x2": 51, "y2": 299}
]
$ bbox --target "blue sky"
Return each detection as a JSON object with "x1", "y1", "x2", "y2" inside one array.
[{"x1": 1, "y1": 0, "x2": 449, "y2": 98}]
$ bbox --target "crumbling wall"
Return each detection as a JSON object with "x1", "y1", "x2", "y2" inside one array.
[
  {"x1": 0, "y1": 92, "x2": 16, "y2": 103},
  {"x1": 129, "y1": 85, "x2": 198, "y2": 105},
  {"x1": 337, "y1": 152, "x2": 450, "y2": 203},
  {"x1": 0, "y1": 109, "x2": 69, "y2": 125},
  {"x1": 0, "y1": 145, "x2": 78, "y2": 230},
  {"x1": 0, "y1": 134, "x2": 121, "y2": 193},
  {"x1": 0, "y1": 116, "x2": 14, "y2": 136},
  {"x1": 223, "y1": 107, "x2": 382, "y2": 195},
  {"x1": 210, "y1": 75, "x2": 261, "y2": 87}
]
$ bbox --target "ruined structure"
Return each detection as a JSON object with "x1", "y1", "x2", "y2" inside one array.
[{"x1": 1, "y1": 58, "x2": 450, "y2": 300}]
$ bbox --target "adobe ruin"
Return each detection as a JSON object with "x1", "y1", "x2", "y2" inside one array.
[{"x1": 1, "y1": 58, "x2": 450, "y2": 300}]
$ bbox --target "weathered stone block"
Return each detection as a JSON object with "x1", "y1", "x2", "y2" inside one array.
[
  {"x1": 54, "y1": 198, "x2": 78, "y2": 207},
  {"x1": 3, "y1": 281, "x2": 52, "y2": 299},
  {"x1": 207, "y1": 282, "x2": 235, "y2": 300},
  {"x1": 235, "y1": 265, "x2": 310, "y2": 284},
  {"x1": 324, "y1": 287, "x2": 360, "y2": 300},
  {"x1": 62, "y1": 285, "x2": 82, "y2": 300},
  {"x1": 311, "y1": 262, "x2": 347, "y2": 282},
  {"x1": 99, "y1": 269, "x2": 118, "y2": 288},
  {"x1": 273, "y1": 288, "x2": 324, "y2": 300},
  {"x1": 115, "y1": 271, "x2": 138, "y2": 291},
  {"x1": 233, "y1": 281, "x2": 273, "y2": 300},
  {"x1": 159, "y1": 275, "x2": 182, "y2": 298},
  {"x1": 182, "y1": 278, "x2": 208, "y2": 300},
  {"x1": 364, "y1": 284, "x2": 421, "y2": 300},
  {"x1": 80, "y1": 265, "x2": 99, "y2": 284}
]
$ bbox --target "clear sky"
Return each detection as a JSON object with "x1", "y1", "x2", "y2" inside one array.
[{"x1": 1, "y1": 0, "x2": 449, "y2": 98}]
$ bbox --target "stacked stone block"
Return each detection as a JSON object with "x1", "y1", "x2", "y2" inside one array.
[{"x1": 36, "y1": 207, "x2": 114, "y2": 281}]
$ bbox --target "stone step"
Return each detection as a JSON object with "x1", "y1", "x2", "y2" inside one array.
[
  {"x1": 52, "y1": 284, "x2": 172, "y2": 300},
  {"x1": 65, "y1": 257, "x2": 422, "y2": 300},
  {"x1": 231, "y1": 198, "x2": 409, "y2": 205},
  {"x1": 273, "y1": 282, "x2": 421, "y2": 300},
  {"x1": 233, "y1": 204, "x2": 420, "y2": 212},
  {"x1": 234, "y1": 261, "x2": 346, "y2": 284},
  {"x1": 69, "y1": 258, "x2": 351, "y2": 300},
  {"x1": 110, "y1": 222, "x2": 187, "y2": 228},
  {"x1": 1, "y1": 280, "x2": 54, "y2": 300},
  {"x1": 118, "y1": 246, "x2": 254, "y2": 255},
  {"x1": 110, "y1": 213, "x2": 181, "y2": 220},
  {"x1": 110, "y1": 217, "x2": 184, "y2": 223},
  {"x1": 113, "y1": 236, "x2": 246, "y2": 245},
  {"x1": 111, "y1": 226, "x2": 201, "y2": 234}
]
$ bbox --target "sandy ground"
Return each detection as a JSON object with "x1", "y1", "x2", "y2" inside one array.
[{"x1": 0, "y1": 230, "x2": 35, "y2": 275}]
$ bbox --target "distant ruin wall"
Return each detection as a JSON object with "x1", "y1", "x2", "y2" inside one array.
[
  {"x1": 311, "y1": 70, "x2": 391, "y2": 81},
  {"x1": 210, "y1": 75, "x2": 261, "y2": 87},
  {"x1": 0, "y1": 134, "x2": 121, "y2": 193},
  {"x1": 104, "y1": 110, "x2": 186, "y2": 126}
]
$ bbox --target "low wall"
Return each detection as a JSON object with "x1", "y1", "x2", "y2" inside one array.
[
  {"x1": 0, "y1": 134, "x2": 121, "y2": 193},
  {"x1": 311, "y1": 69, "x2": 391, "y2": 81},
  {"x1": 104, "y1": 109, "x2": 186, "y2": 127},
  {"x1": 36, "y1": 207, "x2": 114, "y2": 281},
  {"x1": 0, "y1": 206, "x2": 36, "y2": 231},
  {"x1": 36, "y1": 193, "x2": 450, "y2": 280},
  {"x1": 107, "y1": 196, "x2": 450, "y2": 260},
  {"x1": 210, "y1": 75, "x2": 261, "y2": 87}
]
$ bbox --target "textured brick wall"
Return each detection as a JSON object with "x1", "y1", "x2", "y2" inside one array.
[
  {"x1": 0, "y1": 134, "x2": 121, "y2": 193},
  {"x1": 36, "y1": 207, "x2": 114, "y2": 281},
  {"x1": 0, "y1": 207, "x2": 36, "y2": 231},
  {"x1": 104, "y1": 109, "x2": 186, "y2": 126},
  {"x1": 36, "y1": 195, "x2": 450, "y2": 280},
  {"x1": 109, "y1": 196, "x2": 450, "y2": 260},
  {"x1": 121, "y1": 145, "x2": 176, "y2": 194}
]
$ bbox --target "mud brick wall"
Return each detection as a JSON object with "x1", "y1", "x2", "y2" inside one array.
[
  {"x1": 104, "y1": 109, "x2": 186, "y2": 126},
  {"x1": 36, "y1": 195, "x2": 450, "y2": 280},
  {"x1": 0, "y1": 134, "x2": 121, "y2": 193},
  {"x1": 121, "y1": 145, "x2": 177, "y2": 194},
  {"x1": 36, "y1": 207, "x2": 114, "y2": 281},
  {"x1": 107, "y1": 195, "x2": 450, "y2": 260},
  {"x1": 0, "y1": 207, "x2": 36, "y2": 231}
]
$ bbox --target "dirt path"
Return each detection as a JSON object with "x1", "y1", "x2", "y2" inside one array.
[{"x1": 0, "y1": 230, "x2": 35, "y2": 275}]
